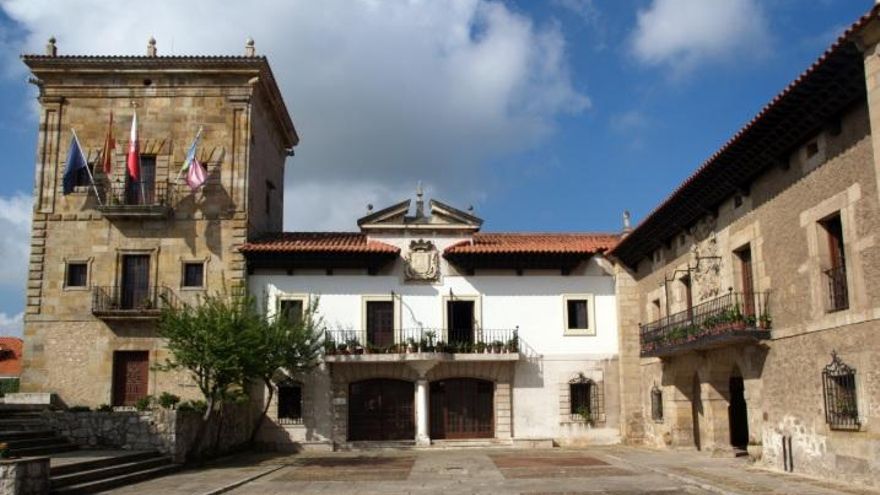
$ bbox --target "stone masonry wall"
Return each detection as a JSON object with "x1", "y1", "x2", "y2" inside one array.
[{"x1": 0, "y1": 458, "x2": 50, "y2": 495}]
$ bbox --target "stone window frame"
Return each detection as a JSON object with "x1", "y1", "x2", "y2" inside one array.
[
  {"x1": 562, "y1": 293, "x2": 596, "y2": 336},
  {"x1": 276, "y1": 380, "x2": 305, "y2": 426},
  {"x1": 276, "y1": 293, "x2": 310, "y2": 324},
  {"x1": 62, "y1": 256, "x2": 93, "y2": 291},
  {"x1": 559, "y1": 371, "x2": 605, "y2": 426},
  {"x1": 179, "y1": 257, "x2": 209, "y2": 291},
  {"x1": 799, "y1": 184, "x2": 866, "y2": 328},
  {"x1": 114, "y1": 247, "x2": 160, "y2": 290}
]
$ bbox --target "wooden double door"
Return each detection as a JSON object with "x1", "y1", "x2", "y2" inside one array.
[
  {"x1": 430, "y1": 378, "x2": 494, "y2": 439},
  {"x1": 348, "y1": 379, "x2": 414, "y2": 441},
  {"x1": 112, "y1": 351, "x2": 149, "y2": 407}
]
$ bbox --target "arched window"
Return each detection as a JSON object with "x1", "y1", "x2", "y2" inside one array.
[
  {"x1": 277, "y1": 381, "x2": 303, "y2": 425},
  {"x1": 569, "y1": 374, "x2": 603, "y2": 425},
  {"x1": 651, "y1": 385, "x2": 663, "y2": 422}
]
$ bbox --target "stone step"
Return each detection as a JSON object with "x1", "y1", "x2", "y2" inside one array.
[
  {"x1": 5, "y1": 435, "x2": 70, "y2": 450},
  {"x1": 50, "y1": 455, "x2": 173, "y2": 489},
  {"x1": 430, "y1": 439, "x2": 514, "y2": 449},
  {"x1": 0, "y1": 429, "x2": 57, "y2": 441},
  {"x1": 11, "y1": 443, "x2": 78, "y2": 456},
  {"x1": 0, "y1": 418, "x2": 49, "y2": 430},
  {"x1": 49, "y1": 463, "x2": 180, "y2": 495},
  {"x1": 51, "y1": 450, "x2": 165, "y2": 477},
  {"x1": 0, "y1": 411, "x2": 46, "y2": 419},
  {"x1": 0, "y1": 404, "x2": 51, "y2": 412}
]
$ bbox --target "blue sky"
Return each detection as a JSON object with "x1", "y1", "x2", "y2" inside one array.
[{"x1": 0, "y1": 0, "x2": 870, "y2": 333}]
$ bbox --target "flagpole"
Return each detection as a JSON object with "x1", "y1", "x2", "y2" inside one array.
[
  {"x1": 71, "y1": 129, "x2": 104, "y2": 206},
  {"x1": 175, "y1": 125, "x2": 204, "y2": 183}
]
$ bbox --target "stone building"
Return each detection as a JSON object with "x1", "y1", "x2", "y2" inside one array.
[
  {"x1": 243, "y1": 192, "x2": 621, "y2": 449},
  {"x1": 611, "y1": 6, "x2": 880, "y2": 487},
  {"x1": 18, "y1": 38, "x2": 298, "y2": 407}
]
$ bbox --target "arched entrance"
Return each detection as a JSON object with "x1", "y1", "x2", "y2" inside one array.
[
  {"x1": 728, "y1": 372, "x2": 749, "y2": 449},
  {"x1": 348, "y1": 379, "x2": 414, "y2": 441},
  {"x1": 691, "y1": 373, "x2": 702, "y2": 451},
  {"x1": 430, "y1": 378, "x2": 494, "y2": 439}
]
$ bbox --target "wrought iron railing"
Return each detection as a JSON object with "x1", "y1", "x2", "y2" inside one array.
[
  {"x1": 824, "y1": 265, "x2": 849, "y2": 312},
  {"x1": 323, "y1": 327, "x2": 520, "y2": 355},
  {"x1": 92, "y1": 285, "x2": 175, "y2": 315},
  {"x1": 97, "y1": 181, "x2": 174, "y2": 208},
  {"x1": 640, "y1": 290, "x2": 771, "y2": 356}
]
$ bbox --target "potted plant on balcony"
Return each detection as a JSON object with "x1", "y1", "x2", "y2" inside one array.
[
  {"x1": 490, "y1": 340, "x2": 504, "y2": 353},
  {"x1": 323, "y1": 338, "x2": 337, "y2": 355},
  {"x1": 758, "y1": 312, "x2": 772, "y2": 329},
  {"x1": 506, "y1": 334, "x2": 519, "y2": 353},
  {"x1": 424, "y1": 331, "x2": 437, "y2": 351},
  {"x1": 405, "y1": 337, "x2": 418, "y2": 353},
  {"x1": 346, "y1": 338, "x2": 363, "y2": 355},
  {"x1": 435, "y1": 340, "x2": 447, "y2": 353},
  {"x1": 475, "y1": 341, "x2": 487, "y2": 354}
]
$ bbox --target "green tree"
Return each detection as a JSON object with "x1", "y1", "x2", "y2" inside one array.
[{"x1": 246, "y1": 298, "x2": 324, "y2": 442}]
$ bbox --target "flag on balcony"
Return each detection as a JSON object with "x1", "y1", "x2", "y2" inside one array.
[
  {"x1": 126, "y1": 111, "x2": 140, "y2": 181},
  {"x1": 100, "y1": 111, "x2": 114, "y2": 175},
  {"x1": 62, "y1": 132, "x2": 88, "y2": 195},
  {"x1": 178, "y1": 127, "x2": 206, "y2": 191}
]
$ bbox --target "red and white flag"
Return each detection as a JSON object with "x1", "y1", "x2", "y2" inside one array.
[{"x1": 126, "y1": 112, "x2": 140, "y2": 181}]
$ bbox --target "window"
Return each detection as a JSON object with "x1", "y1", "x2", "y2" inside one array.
[
  {"x1": 651, "y1": 385, "x2": 663, "y2": 422},
  {"x1": 279, "y1": 298, "x2": 305, "y2": 326},
  {"x1": 182, "y1": 262, "x2": 204, "y2": 288},
  {"x1": 65, "y1": 262, "x2": 88, "y2": 287},
  {"x1": 736, "y1": 245, "x2": 756, "y2": 317},
  {"x1": 823, "y1": 352, "x2": 859, "y2": 431},
  {"x1": 820, "y1": 214, "x2": 848, "y2": 312},
  {"x1": 563, "y1": 295, "x2": 594, "y2": 335},
  {"x1": 681, "y1": 275, "x2": 693, "y2": 319},
  {"x1": 651, "y1": 299, "x2": 662, "y2": 320},
  {"x1": 568, "y1": 376, "x2": 603, "y2": 425},
  {"x1": 277, "y1": 381, "x2": 303, "y2": 425}
]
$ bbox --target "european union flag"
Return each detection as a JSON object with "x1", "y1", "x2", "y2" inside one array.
[{"x1": 62, "y1": 134, "x2": 88, "y2": 195}]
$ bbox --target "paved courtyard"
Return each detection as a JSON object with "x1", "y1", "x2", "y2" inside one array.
[{"x1": 104, "y1": 446, "x2": 880, "y2": 495}]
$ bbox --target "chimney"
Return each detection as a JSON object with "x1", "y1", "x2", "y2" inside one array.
[
  {"x1": 146, "y1": 37, "x2": 157, "y2": 57},
  {"x1": 45, "y1": 36, "x2": 57, "y2": 57},
  {"x1": 245, "y1": 37, "x2": 256, "y2": 57},
  {"x1": 622, "y1": 210, "x2": 633, "y2": 237}
]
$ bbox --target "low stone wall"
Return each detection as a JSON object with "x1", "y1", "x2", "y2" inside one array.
[
  {"x1": 45, "y1": 403, "x2": 256, "y2": 463},
  {"x1": 0, "y1": 457, "x2": 50, "y2": 495}
]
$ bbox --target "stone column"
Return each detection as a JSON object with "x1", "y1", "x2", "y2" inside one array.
[{"x1": 415, "y1": 377, "x2": 430, "y2": 446}]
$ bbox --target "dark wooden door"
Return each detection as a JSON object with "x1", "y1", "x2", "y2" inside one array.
[
  {"x1": 692, "y1": 373, "x2": 702, "y2": 451},
  {"x1": 682, "y1": 275, "x2": 693, "y2": 321},
  {"x1": 112, "y1": 351, "x2": 149, "y2": 407},
  {"x1": 738, "y1": 247, "x2": 755, "y2": 317},
  {"x1": 121, "y1": 255, "x2": 150, "y2": 309},
  {"x1": 447, "y1": 301, "x2": 474, "y2": 345},
  {"x1": 366, "y1": 301, "x2": 394, "y2": 348},
  {"x1": 430, "y1": 378, "x2": 494, "y2": 439},
  {"x1": 348, "y1": 379, "x2": 414, "y2": 441},
  {"x1": 728, "y1": 376, "x2": 749, "y2": 449}
]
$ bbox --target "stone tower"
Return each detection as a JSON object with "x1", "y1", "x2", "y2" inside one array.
[{"x1": 19, "y1": 39, "x2": 298, "y2": 407}]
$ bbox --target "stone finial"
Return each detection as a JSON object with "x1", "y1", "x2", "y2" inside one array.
[
  {"x1": 367, "y1": 203, "x2": 374, "y2": 213},
  {"x1": 46, "y1": 36, "x2": 57, "y2": 57},
  {"x1": 147, "y1": 37, "x2": 157, "y2": 57},
  {"x1": 245, "y1": 37, "x2": 256, "y2": 57},
  {"x1": 415, "y1": 181, "x2": 425, "y2": 218},
  {"x1": 622, "y1": 210, "x2": 633, "y2": 235}
]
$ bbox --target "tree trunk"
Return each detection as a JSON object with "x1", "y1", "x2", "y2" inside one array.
[
  {"x1": 250, "y1": 377, "x2": 275, "y2": 444},
  {"x1": 212, "y1": 402, "x2": 225, "y2": 455},
  {"x1": 186, "y1": 395, "x2": 215, "y2": 463}
]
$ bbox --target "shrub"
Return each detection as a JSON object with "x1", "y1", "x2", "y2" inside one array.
[
  {"x1": 96, "y1": 404, "x2": 113, "y2": 412},
  {"x1": 68, "y1": 405, "x2": 91, "y2": 412},
  {"x1": 177, "y1": 400, "x2": 208, "y2": 414},
  {"x1": 0, "y1": 378, "x2": 20, "y2": 397},
  {"x1": 158, "y1": 392, "x2": 181, "y2": 409},
  {"x1": 134, "y1": 395, "x2": 154, "y2": 412}
]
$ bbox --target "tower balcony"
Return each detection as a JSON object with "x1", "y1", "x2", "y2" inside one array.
[
  {"x1": 639, "y1": 291, "x2": 771, "y2": 358},
  {"x1": 96, "y1": 181, "x2": 173, "y2": 219},
  {"x1": 91, "y1": 285, "x2": 175, "y2": 320}
]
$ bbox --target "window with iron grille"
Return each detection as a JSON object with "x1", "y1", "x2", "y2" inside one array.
[
  {"x1": 651, "y1": 385, "x2": 663, "y2": 422},
  {"x1": 277, "y1": 381, "x2": 303, "y2": 425},
  {"x1": 569, "y1": 376, "x2": 603, "y2": 424},
  {"x1": 822, "y1": 351, "x2": 859, "y2": 431}
]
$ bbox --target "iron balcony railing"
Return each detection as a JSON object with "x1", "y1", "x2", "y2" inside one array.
[
  {"x1": 323, "y1": 327, "x2": 520, "y2": 355},
  {"x1": 640, "y1": 290, "x2": 771, "y2": 357},
  {"x1": 92, "y1": 285, "x2": 175, "y2": 317},
  {"x1": 98, "y1": 181, "x2": 173, "y2": 208},
  {"x1": 824, "y1": 265, "x2": 849, "y2": 312}
]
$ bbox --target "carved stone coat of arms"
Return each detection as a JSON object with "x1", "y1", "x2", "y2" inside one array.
[{"x1": 404, "y1": 240, "x2": 440, "y2": 282}]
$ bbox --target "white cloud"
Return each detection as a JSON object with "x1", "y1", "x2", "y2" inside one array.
[
  {"x1": 630, "y1": 0, "x2": 770, "y2": 75},
  {"x1": 0, "y1": 192, "x2": 31, "y2": 290},
  {"x1": 0, "y1": 312, "x2": 23, "y2": 336},
  {"x1": 552, "y1": 0, "x2": 599, "y2": 25},
  {"x1": 1, "y1": 0, "x2": 588, "y2": 231}
]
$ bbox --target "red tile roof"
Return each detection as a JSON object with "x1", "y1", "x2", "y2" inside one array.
[
  {"x1": 0, "y1": 337, "x2": 23, "y2": 377},
  {"x1": 240, "y1": 232, "x2": 400, "y2": 254},
  {"x1": 445, "y1": 233, "x2": 619, "y2": 255}
]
